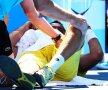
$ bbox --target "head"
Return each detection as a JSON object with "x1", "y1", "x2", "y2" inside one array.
[{"x1": 50, "y1": 20, "x2": 66, "y2": 35}]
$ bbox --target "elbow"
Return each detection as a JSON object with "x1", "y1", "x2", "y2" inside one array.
[
  {"x1": 91, "y1": 51, "x2": 104, "y2": 62},
  {"x1": 96, "y1": 51, "x2": 104, "y2": 62},
  {"x1": 33, "y1": 0, "x2": 46, "y2": 12}
]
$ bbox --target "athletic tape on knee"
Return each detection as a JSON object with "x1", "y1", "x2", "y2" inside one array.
[{"x1": 85, "y1": 29, "x2": 97, "y2": 42}]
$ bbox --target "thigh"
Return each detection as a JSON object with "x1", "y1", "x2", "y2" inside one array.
[
  {"x1": 18, "y1": 44, "x2": 56, "y2": 74},
  {"x1": 53, "y1": 49, "x2": 82, "y2": 82},
  {"x1": 18, "y1": 51, "x2": 47, "y2": 74}
]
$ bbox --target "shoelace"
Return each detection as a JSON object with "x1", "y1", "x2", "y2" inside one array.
[
  {"x1": 0, "y1": 75, "x2": 7, "y2": 84},
  {"x1": 43, "y1": 66, "x2": 54, "y2": 82}
]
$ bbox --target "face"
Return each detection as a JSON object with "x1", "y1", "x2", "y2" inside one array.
[{"x1": 50, "y1": 22, "x2": 66, "y2": 35}]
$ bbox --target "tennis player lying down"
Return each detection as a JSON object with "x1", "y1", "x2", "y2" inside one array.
[{"x1": 0, "y1": 21, "x2": 103, "y2": 87}]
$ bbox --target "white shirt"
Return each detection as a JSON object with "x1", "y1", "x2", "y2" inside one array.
[{"x1": 15, "y1": 29, "x2": 63, "y2": 61}]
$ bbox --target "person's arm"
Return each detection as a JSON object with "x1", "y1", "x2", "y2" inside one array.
[
  {"x1": 10, "y1": 21, "x2": 34, "y2": 57},
  {"x1": 33, "y1": 0, "x2": 88, "y2": 31},
  {"x1": 4, "y1": 15, "x2": 8, "y2": 26},
  {"x1": 20, "y1": 0, "x2": 59, "y2": 39},
  {"x1": 78, "y1": 30, "x2": 104, "y2": 73},
  {"x1": 10, "y1": 21, "x2": 33, "y2": 47}
]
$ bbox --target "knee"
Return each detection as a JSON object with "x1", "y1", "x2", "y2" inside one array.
[
  {"x1": 18, "y1": 54, "x2": 40, "y2": 74},
  {"x1": 68, "y1": 24, "x2": 84, "y2": 38},
  {"x1": 69, "y1": 23, "x2": 88, "y2": 37}
]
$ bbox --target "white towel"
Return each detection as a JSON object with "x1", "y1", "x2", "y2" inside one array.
[
  {"x1": 15, "y1": 28, "x2": 64, "y2": 61},
  {"x1": 25, "y1": 30, "x2": 53, "y2": 51},
  {"x1": 15, "y1": 29, "x2": 53, "y2": 61},
  {"x1": 16, "y1": 29, "x2": 38, "y2": 51}
]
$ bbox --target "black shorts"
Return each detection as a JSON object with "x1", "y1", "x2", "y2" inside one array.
[{"x1": 0, "y1": 20, "x2": 13, "y2": 56}]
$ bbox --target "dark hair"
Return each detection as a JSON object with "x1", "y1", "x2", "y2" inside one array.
[
  {"x1": 50, "y1": 20, "x2": 62, "y2": 25},
  {"x1": 50, "y1": 20, "x2": 66, "y2": 34}
]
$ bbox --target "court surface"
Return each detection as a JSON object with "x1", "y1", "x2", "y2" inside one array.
[{"x1": 0, "y1": 69, "x2": 108, "y2": 90}]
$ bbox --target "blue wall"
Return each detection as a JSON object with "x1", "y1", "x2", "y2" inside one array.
[
  {"x1": 52, "y1": 0, "x2": 106, "y2": 53},
  {"x1": 7, "y1": 0, "x2": 105, "y2": 54},
  {"x1": 8, "y1": 4, "x2": 28, "y2": 33}
]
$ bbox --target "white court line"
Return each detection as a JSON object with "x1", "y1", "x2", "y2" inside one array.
[{"x1": 46, "y1": 76, "x2": 108, "y2": 86}]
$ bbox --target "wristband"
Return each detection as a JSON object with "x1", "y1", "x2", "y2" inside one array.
[{"x1": 52, "y1": 34, "x2": 61, "y2": 43}]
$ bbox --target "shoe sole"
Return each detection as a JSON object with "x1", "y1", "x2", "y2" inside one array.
[
  {"x1": 0, "y1": 55, "x2": 35, "y2": 89},
  {"x1": 0, "y1": 55, "x2": 22, "y2": 80}
]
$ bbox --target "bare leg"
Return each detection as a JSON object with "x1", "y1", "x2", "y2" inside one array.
[
  {"x1": 46, "y1": 24, "x2": 85, "y2": 72},
  {"x1": 56, "y1": 24, "x2": 84, "y2": 60},
  {"x1": 35, "y1": 24, "x2": 87, "y2": 87}
]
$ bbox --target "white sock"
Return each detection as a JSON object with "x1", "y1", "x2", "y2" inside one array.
[{"x1": 47, "y1": 55, "x2": 65, "y2": 72}]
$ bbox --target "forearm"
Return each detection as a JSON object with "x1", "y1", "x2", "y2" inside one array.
[
  {"x1": 78, "y1": 38, "x2": 103, "y2": 72},
  {"x1": 78, "y1": 30, "x2": 104, "y2": 73},
  {"x1": 10, "y1": 26, "x2": 27, "y2": 47},
  {"x1": 34, "y1": 0, "x2": 88, "y2": 31},
  {"x1": 79, "y1": 54, "x2": 99, "y2": 72},
  {"x1": 34, "y1": 0, "x2": 74, "y2": 23},
  {"x1": 21, "y1": 0, "x2": 59, "y2": 38},
  {"x1": 27, "y1": 13, "x2": 59, "y2": 38},
  {"x1": 9, "y1": 25, "x2": 28, "y2": 58}
]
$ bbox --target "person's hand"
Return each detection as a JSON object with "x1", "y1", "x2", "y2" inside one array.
[
  {"x1": 55, "y1": 38, "x2": 63, "y2": 48},
  {"x1": 71, "y1": 14, "x2": 88, "y2": 31},
  {"x1": 23, "y1": 21, "x2": 37, "y2": 31}
]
